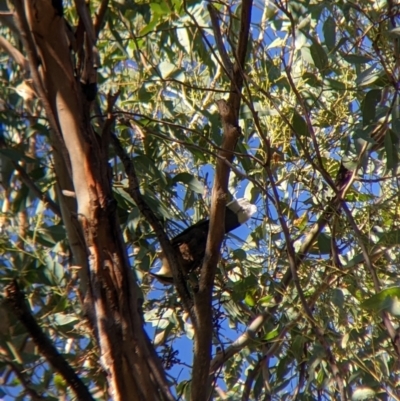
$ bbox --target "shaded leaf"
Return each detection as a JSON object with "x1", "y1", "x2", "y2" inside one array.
[
  {"x1": 331, "y1": 288, "x2": 344, "y2": 309},
  {"x1": 172, "y1": 172, "x2": 204, "y2": 194},
  {"x1": 362, "y1": 89, "x2": 381, "y2": 126},
  {"x1": 292, "y1": 112, "x2": 308, "y2": 137},
  {"x1": 317, "y1": 232, "x2": 331, "y2": 254},
  {"x1": 343, "y1": 54, "x2": 373, "y2": 64},
  {"x1": 310, "y1": 40, "x2": 329, "y2": 74},
  {"x1": 0, "y1": 148, "x2": 37, "y2": 164},
  {"x1": 323, "y1": 16, "x2": 336, "y2": 51}
]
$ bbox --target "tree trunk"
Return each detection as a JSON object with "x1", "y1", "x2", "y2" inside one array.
[{"x1": 14, "y1": 1, "x2": 173, "y2": 399}]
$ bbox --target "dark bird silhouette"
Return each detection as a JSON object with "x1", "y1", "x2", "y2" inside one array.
[{"x1": 151, "y1": 198, "x2": 257, "y2": 283}]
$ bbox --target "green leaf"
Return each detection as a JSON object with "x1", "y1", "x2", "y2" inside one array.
[
  {"x1": 150, "y1": 0, "x2": 171, "y2": 15},
  {"x1": 323, "y1": 16, "x2": 336, "y2": 51},
  {"x1": 54, "y1": 373, "x2": 67, "y2": 390},
  {"x1": 361, "y1": 287, "x2": 400, "y2": 316},
  {"x1": 52, "y1": 313, "x2": 80, "y2": 327},
  {"x1": 158, "y1": 61, "x2": 176, "y2": 79},
  {"x1": 303, "y1": 72, "x2": 321, "y2": 87},
  {"x1": 361, "y1": 89, "x2": 381, "y2": 126},
  {"x1": 351, "y1": 387, "x2": 376, "y2": 400},
  {"x1": 134, "y1": 154, "x2": 169, "y2": 188},
  {"x1": 384, "y1": 130, "x2": 394, "y2": 170},
  {"x1": 43, "y1": 257, "x2": 65, "y2": 286},
  {"x1": 324, "y1": 78, "x2": 345, "y2": 90},
  {"x1": 292, "y1": 112, "x2": 308, "y2": 137},
  {"x1": 355, "y1": 65, "x2": 380, "y2": 86},
  {"x1": 0, "y1": 148, "x2": 36, "y2": 164},
  {"x1": 0, "y1": 152, "x2": 14, "y2": 186},
  {"x1": 172, "y1": 172, "x2": 204, "y2": 194},
  {"x1": 384, "y1": 130, "x2": 399, "y2": 171},
  {"x1": 310, "y1": 40, "x2": 329, "y2": 74},
  {"x1": 331, "y1": 288, "x2": 344, "y2": 309},
  {"x1": 259, "y1": 295, "x2": 273, "y2": 306},
  {"x1": 264, "y1": 326, "x2": 279, "y2": 340},
  {"x1": 231, "y1": 276, "x2": 258, "y2": 302},
  {"x1": 376, "y1": 229, "x2": 400, "y2": 245},
  {"x1": 142, "y1": 192, "x2": 174, "y2": 219},
  {"x1": 244, "y1": 292, "x2": 255, "y2": 307},
  {"x1": 232, "y1": 249, "x2": 247, "y2": 260},
  {"x1": 253, "y1": 371, "x2": 263, "y2": 400},
  {"x1": 342, "y1": 54, "x2": 373, "y2": 64},
  {"x1": 114, "y1": 187, "x2": 136, "y2": 210},
  {"x1": 266, "y1": 60, "x2": 281, "y2": 83},
  {"x1": 38, "y1": 226, "x2": 66, "y2": 246},
  {"x1": 317, "y1": 232, "x2": 331, "y2": 254},
  {"x1": 291, "y1": 335, "x2": 307, "y2": 361}
]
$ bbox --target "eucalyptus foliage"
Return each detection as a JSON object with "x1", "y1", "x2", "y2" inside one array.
[{"x1": 1, "y1": 0, "x2": 400, "y2": 400}]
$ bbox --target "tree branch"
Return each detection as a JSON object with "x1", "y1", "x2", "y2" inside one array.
[
  {"x1": 191, "y1": 100, "x2": 241, "y2": 400},
  {"x1": 110, "y1": 133, "x2": 195, "y2": 317},
  {"x1": 13, "y1": 2, "x2": 72, "y2": 178},
  {"x1": 0, "y1": 35, "x2": 29, "y2": 73},
  {"x1": 5, "y1": 281, "x2": 95, "y2": 401},
  {"x1": 191, "y1": 0, "x2": 253, "y2": 397},
  {"x1": 241, "y1": 357, "x2": 265, "y2": 401},
  {"x1": 207, "y1": 5, "x2": 233, "y2": 74},
  {"x1": 8, "y1": 362, "x2": 46, "y2": 401},
  {"x1": 94, "y1": 0, "x2": 109, "y2": 38}
]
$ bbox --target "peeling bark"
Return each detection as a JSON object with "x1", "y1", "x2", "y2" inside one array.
[{"x1": 12, "y1": 2, "x2": 173, "y2": 399}]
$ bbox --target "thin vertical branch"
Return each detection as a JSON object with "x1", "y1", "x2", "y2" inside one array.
[{"x1": 191, "y1": 0, "x2": 253, "y2": 399}]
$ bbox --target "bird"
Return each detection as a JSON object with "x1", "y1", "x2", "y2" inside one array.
[{"x1": 150, "y1": 198, "x2": 257, "y2": 284}]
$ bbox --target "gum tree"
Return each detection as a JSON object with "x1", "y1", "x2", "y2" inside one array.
[{"x1": 1, "y1": 0, "x2": 400, "y2": 400}]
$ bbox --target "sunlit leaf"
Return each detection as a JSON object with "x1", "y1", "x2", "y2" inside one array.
[
  {"x1": 52, "y1": 313, "x2": 80, "y2": 327},
  {"x1": 355, "y1": 64, "x2": 380, "y2": 86},
  {"x1": 361, "y1": 287, "x2": 400, "y2": 316},
  {"x1": 351, "y1": 387, "x2": 376, "y2": 400}
]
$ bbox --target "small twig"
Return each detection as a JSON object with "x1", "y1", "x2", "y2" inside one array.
[
  {"x1": 100, "y1": 90, "x2": 120, "y2": 157},
  {"x1": 8, "y1": 361, "x2": 46, "y2": 401},
  {"x1": 13, "y1": 161, "x2": 61, "y2": 217},
  {"x1": 340, "y1": 200, "x2": 400, "y2": 355},
  {"x1": 210, "y1": 309, "x2": 272, "y2": 373},
  {"x1": 0, "y1": 135, "x2": 61, "y2": 216},
  {"x1": 183, "y1": 0, "x2": 232, "y2": 79}
]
